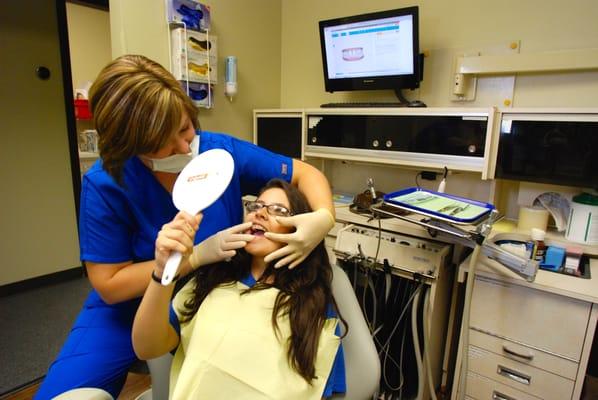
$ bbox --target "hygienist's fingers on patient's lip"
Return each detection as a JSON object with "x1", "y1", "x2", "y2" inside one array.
[
  {"x1": 272, "y1": 215, "x2": 295, "y2": 227},
  {"x1": 231, "y1": 221, "x2": 252, "y2": 232}
]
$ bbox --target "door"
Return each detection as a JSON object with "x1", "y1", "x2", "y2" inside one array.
[{"x1": 0, "y1": 0, "x2": 80, "y2": 285}]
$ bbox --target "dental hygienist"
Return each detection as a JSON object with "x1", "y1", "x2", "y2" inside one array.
[{"x1": 35, "y1": 54, "x2": 335, "y2": 399}]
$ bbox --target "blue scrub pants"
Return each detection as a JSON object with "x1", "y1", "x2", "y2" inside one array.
[{"x1": 34, "y1": 292, "x2": 141, "y2": 399}]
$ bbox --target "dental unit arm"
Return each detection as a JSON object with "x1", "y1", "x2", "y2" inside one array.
[{"x1": 370, "y1": 202, "x2": 539, "y2": 282}]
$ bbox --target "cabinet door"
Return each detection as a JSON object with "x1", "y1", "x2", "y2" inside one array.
[{"x1": 0, "y1": 0, "x2": 80, "y2": 284}]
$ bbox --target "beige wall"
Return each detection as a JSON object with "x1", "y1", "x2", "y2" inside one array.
[
  {"x1": 1, "y1": 1, "x2": 80, "y2": 284},
  {"x1": 280, "y1": 0, "x2": 598, "y2": 108},
  {"x1": 109, "y1": 0, "x2": 282, "y2": 141},
  {"x1": 109, "y1": 0, "x2": 597, "y2": 218},
  {"x1": 66, "y1": 2, "x2": 112, "y2": 92},
  {"x1": 280, "y1": 0, "x2": 598, "y2": 220}
]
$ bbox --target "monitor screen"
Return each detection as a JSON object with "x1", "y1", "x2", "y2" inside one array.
[{"x1": 319, "y1": 7, "x2": 420, "y2": 92}]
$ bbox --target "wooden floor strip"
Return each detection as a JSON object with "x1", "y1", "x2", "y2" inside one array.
[{"x1": 0, "y1": 373, "x2": 151, "y2": 400}]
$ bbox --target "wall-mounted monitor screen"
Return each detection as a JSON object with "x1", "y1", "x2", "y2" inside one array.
[{"x1": 319, "y1": 7, "x2": 420, "y2": 92}]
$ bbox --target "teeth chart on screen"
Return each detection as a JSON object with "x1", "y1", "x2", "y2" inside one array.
[{"x1": 324, "y1": 15, "x2": 414, "y2": 79}]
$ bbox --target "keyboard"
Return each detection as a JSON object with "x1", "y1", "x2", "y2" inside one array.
[{"x1": 320, "y1": 102, "x2": 408, "y2": 108}]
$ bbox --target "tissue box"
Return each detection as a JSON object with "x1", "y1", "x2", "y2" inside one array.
[
  {"x1": 167, "y1": 0, "x2": 211, "y2": 31},
  {"x1": 540, "y1": 246, "x2": 565, "y2": 271}
]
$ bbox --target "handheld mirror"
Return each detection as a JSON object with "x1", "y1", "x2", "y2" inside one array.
[{"x1": 161, "y1": 149, "x2": 235, "y2": 285}]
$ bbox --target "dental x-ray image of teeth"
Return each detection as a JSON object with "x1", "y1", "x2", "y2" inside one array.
[{"x1": 342, "y1": 47, "x2": 364, "y2": 61}]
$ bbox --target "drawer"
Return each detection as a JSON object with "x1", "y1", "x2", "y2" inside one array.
[
  {"x1": 470, "y1": 276, "x2": 590, "y2": 360},
  {"x1": 468, "y1": 345, "x2": 574, "y2": 400},
  {"x1": 466, "y1": 371, "x2": 542, "y2": 400},
  {"x1": 469, "y1": 329, "x2": 578, "y2": 380}
]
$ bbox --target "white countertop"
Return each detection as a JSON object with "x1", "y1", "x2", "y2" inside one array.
[
  {"x1": 333, "y1": 203, "x2": 598, "y2": 304},
  {"x1": 459, "y1": 235, "x2": 598, "y2": 305}
]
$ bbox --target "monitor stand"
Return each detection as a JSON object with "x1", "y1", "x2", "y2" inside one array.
[{"x1": 395, "y1": 88, "x2": 426, "y2": 108}]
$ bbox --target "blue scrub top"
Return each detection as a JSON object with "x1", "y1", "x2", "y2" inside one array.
[{"x1": 78, "y1": 131, "x2": 293, "y2": 310}]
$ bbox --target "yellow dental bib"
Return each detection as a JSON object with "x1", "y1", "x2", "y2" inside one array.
[{"x1": 170, "y1": 280, "x2": 340, "y2": 399}]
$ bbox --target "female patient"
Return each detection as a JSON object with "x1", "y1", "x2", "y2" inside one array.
[{"x1": 132, "y1": 179, "x2": 346, "y2": 399}]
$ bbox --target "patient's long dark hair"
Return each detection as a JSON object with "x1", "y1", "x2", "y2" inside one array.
[{"x1": 179, "y1": 179, "x2": 346, "y2": 383}]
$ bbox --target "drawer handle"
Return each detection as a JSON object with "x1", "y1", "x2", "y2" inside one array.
[
  {"x1": 492, "y1": 390, "x2": 517, "y2": 400},
  {"x1": 502, "y1": 344, "x2": 534, "y2": 360},
  {"x1": 497, "y1": 365, "x2": 531, "y2": 385}
]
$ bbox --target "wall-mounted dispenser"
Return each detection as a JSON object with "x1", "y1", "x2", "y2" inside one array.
[{"x1": 224, "y1": 56, "x2": 237, "y2": 101}]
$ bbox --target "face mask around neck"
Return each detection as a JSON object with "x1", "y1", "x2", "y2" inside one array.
[{"x1": 143, "y1": 135, "x2": 200, "y2": 173}]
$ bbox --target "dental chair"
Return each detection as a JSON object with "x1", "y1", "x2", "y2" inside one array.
[{"x1": 57, "y1": 265, "x2": 380, "y2": 400}]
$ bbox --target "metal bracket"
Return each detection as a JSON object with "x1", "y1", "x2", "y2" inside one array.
[{"x1": 370, "y1": 202, "x2": 538, "y2": 281}]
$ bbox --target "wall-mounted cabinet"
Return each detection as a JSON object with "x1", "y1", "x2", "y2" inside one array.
[
  {"x1": 304, "y1": 108, "x2": 496, "y2": 178},
  {"x1": 492, "y1": 108, "x2": 598, "y2": 189},
  {"x1": 253, "y1": 109, "x2": 304, "y2": 160}
]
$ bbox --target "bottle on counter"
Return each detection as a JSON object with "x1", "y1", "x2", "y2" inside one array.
[{"x1": 531, "y1": 228, "x2": 547, "y2": 263}]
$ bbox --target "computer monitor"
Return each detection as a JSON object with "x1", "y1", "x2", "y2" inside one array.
[{"x1": 319, "y1": 7, "x2": 420, "y2": 94}]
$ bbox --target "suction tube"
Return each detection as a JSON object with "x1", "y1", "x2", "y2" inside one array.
[
  {"x1": 411, "y1": 289, "x2": 424, "y2": 400},
  {"x1": 424, "y1": 288, "x2": 438, "y2": 400}
]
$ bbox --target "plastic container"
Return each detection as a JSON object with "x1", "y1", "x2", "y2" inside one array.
[
  {"x1": 74, "y1": 99, "x2": 92, "y2": 120},
  {"x1": 530, "y1": 228, "x2": 547, "y2": 263},
  {"x1": 541, "y1": 246, "x2": 565, "y2": 271},
  {"x1": 566, "y1": 192, "x2": 598, "y2": 245},
  {"x1": 517, "y1": 206, "x2": 549, "y2": 232}
]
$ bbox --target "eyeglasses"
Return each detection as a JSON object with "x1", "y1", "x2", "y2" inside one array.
[{"x1": 244, "y1": 201, "x2": 292, "y2": 217}]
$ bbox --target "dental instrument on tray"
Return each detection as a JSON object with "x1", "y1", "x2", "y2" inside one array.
[
  {"x1": 371, "y1": 187, "x2": 538, "y2": 281},
  {"x1": 161, "y1": 149, "x2": 235, "y2": 285}
]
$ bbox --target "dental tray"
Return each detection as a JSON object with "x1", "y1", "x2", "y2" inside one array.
[{"x1": 383, "y1": 187, "x2": 495, "y2": 225}]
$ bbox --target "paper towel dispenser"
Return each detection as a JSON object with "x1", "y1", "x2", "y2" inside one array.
[{"x1": 496, "y1": 112, "x2": 598, "y2": 189}]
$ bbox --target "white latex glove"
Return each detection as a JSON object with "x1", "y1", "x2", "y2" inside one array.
[
  {"x1": 189, "y1": 222, "x2": 254, "y2": 268},
  {"x1": 264, "y1": 208, "x2": 335, "y2": 269}
]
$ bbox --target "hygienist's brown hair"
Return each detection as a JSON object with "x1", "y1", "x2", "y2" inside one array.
[{"x1": 89, "y1": 54, "x2": 199, "y2": 183}]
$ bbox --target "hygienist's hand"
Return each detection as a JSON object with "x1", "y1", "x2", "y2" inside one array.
[
  {"x1": 264, "y1": 208, "x2": 335, "y2": 269},
  {"x1": 154, "y1": 212, "x2": 202, "y2": 274},
  {"x1": 189, "y1": 222, "x2": 255, "y2": 269}
]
